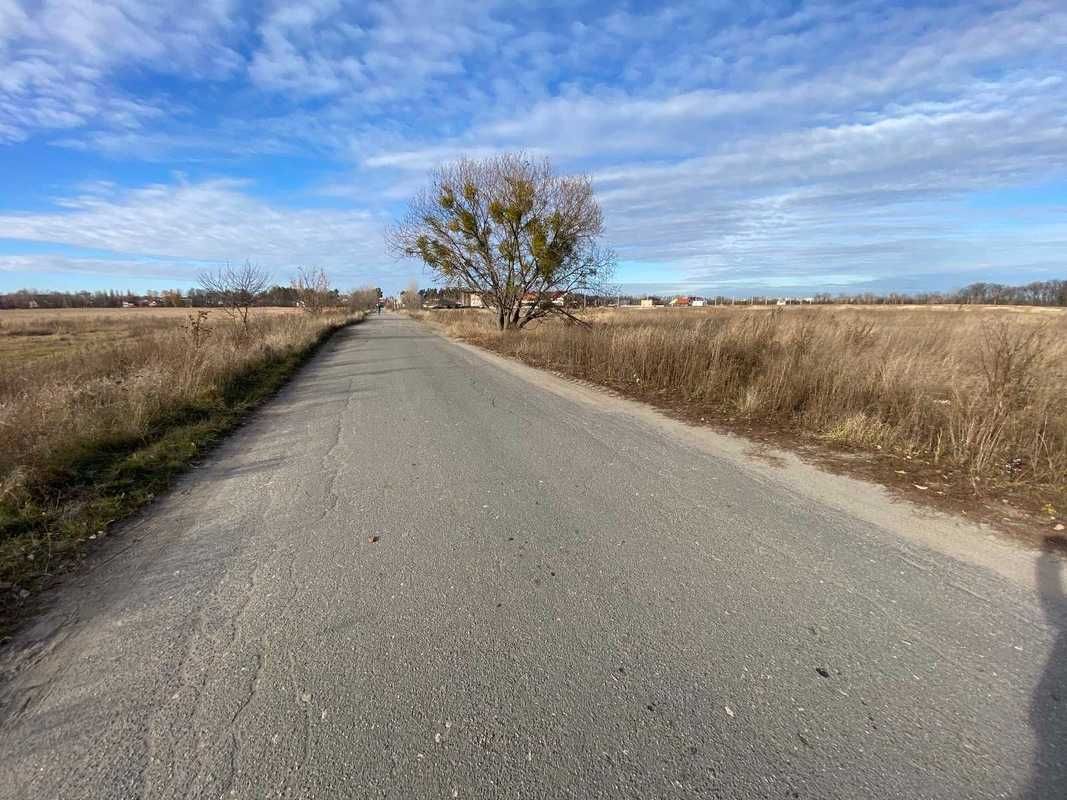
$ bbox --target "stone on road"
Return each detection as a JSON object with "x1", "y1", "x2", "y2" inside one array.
[{"x1": 1, "y1": 313, "x2": 1064, "y2": 799}]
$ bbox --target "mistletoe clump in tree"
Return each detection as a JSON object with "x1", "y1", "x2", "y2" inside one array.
[{"x1": 390, "y1": 154, "x2": 614, "y2": 329}]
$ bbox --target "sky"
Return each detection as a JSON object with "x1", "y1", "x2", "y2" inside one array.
[{"x1": 0, "y1": 0, "x2": 1065, "y2": 297}]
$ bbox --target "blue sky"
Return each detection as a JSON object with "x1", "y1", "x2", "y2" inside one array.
[{"x1": 0, "y1": 0, "x2": 1065, "y2": 296}]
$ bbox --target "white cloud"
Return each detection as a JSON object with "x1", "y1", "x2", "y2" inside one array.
[
  {"x1": 247, "y1": 0, "x2": 509, "y2": 104},
  {"x1": 332, "y1": 0, "x2": 1067, "y2": 291},
  {"x1": 0, "y1": 0, "x2": 241, "y2": 142},
  {"x1": 0, "y1": 253, "x2": 210, "y2": 282},
  {"x1": 0, "y1": 179, "x2": 390, "y2": 282}
]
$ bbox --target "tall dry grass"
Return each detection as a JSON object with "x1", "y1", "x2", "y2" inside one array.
[
  {"x1": 431, "y1": 306, "x2": 1067, "y2": 510},
  {"x1": 0, "y1": 308, "x2": 360, "y2": 604}
]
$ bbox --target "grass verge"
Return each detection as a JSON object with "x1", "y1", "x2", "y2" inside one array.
[
  {"x1": 0, "y1": 311, "x2": 362, "y2": 637},
  {"x1": 414, "y1": 306, "x2": 1067, "y2": 546}
]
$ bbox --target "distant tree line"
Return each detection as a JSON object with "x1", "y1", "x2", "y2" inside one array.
[
  {"x1": 619, "y1": 279, "x2": 1067, "y2": 308},
  {"x1": 942, "y1": 280, "x2": 1067, "y2": 306},
  {"x1": 0, "y1": 286, "x2": 307, "y2": 309},
  {"x1": 804, "y1": 279, "x2": 1067, "y2": 307},
  {"x1": 2, "y1": 278, "x2": 1063, "y2": 311},
  {"x1": 0, "y1": 280, "x2": 384, "y2": 310}
]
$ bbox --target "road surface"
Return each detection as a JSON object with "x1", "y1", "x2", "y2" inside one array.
[{"x1": 1, "y1": 312, "x2": 1064, "y2": 799}]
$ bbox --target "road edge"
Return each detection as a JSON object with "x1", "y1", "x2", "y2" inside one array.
[{"x1": 419, "y1": 318, "x2": 1055, "y2": 591}]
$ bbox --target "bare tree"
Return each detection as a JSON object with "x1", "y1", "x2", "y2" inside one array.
[
  {"x1": 292, "y1": 267, "x2": 334, "y2": 315},
  {"x1": 389, "y1": 153, "x2": 615, "y2": 329},
  {"x1": 198, "y1": 261, "x2": 270, "y2": 332},
  {"x1": 348, "y1": 286, "x2": 381, "y2": 312},
  {"x1": 401, "y1": 280, "x2": 422, "y2": 310}
]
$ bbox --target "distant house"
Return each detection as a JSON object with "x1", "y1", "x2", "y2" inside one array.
[
  {"x1": 27, "y1": 299, "x2": 39, "y2": 309},
  {"x1": 669, "y1": 296, "x2": 691, "y2": 307},
  {"x1": 458, "y1": 291, "x2": 484, "y2": 308},
  {"x1": 691, "y1": 297, "x2": 707, "y2": 307},
  {"x1": 427, "y1": 296, "x2": 462, "y2": 309},
  {"x1": 521, "y1": 291, "x2": 568, "y2": 307},
  {"x1": 121, "y1": 301, "x2": 135, "y2": 308},
  {"x1": 639, "y1": 298, "x2": 654, "y2": 307}
]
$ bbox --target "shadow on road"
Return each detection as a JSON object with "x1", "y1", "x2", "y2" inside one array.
[
  {"x1": 211, "y1": 455, "x2": 287, "y2": 480},
  {"x1": 1026, "y1": 542, "x2": 1067, "y2": 798}
]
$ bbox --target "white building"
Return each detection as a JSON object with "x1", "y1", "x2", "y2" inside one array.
[{"x1": 459, "y1": 291, "x2": 484, "y2": 307}]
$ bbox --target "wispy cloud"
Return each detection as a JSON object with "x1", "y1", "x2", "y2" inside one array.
[
  {"x1": 0, "y1": 0, "x2": 240, "y2": 142},
  {"x1": 0, "y1": 252, "x2": 211, "y2": 282},
  {"x1": 1, "y1": 1, "x2": 1065, "y2": 292},
  {"x1": 247, "y1": 0, "x2": 510, "y2": 103},
  {"x1": 0, "y1": 179, "x2": 389, "y2": 283}
]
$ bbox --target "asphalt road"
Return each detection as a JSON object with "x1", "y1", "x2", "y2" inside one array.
[{"x1": 1, "y1": 312, "x2": 1064, "y2": 799}]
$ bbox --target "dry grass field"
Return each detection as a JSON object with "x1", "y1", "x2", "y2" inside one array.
[
  {"x1": 0, "y1": 306, "x2": 299, "y2": 363},
  {"x1": 421, "y1": 304, "x2": 1067, "y2": 537},
  {"x1": 0, "y1": 306, "x2": 362, "y2": 622}
]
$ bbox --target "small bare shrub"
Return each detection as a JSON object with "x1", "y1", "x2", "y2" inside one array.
[
  {"x1": 977, "y1": 320, "x2": 1046, "y2": 405},
  {"x1": 401, "y1": 280, "x2": 422, "y2": 310},
  {"x1": 292, "y1": 268, "x2": 334, "y2": 315},
  {"x1": 198, "y1": 261, "x2": 270, "y2": 333},
  {"x1": 185, "y1": 310, "x2": 212, "y2": 349}
]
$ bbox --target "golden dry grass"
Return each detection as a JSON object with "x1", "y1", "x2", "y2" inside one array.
[
  {"x1": 0, "y1": 307, "x2": 361, "y2": 616},
  {"x1": 0, "y1": 307, "x2": 297, "y2": 363},
  {"x1": 425, "y1": 305, "x2": 1067, "y2": 520}
]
